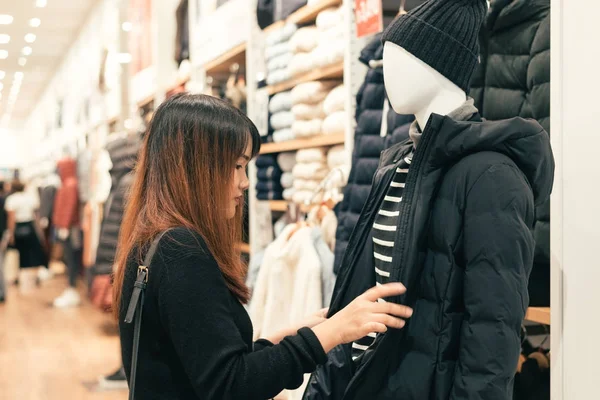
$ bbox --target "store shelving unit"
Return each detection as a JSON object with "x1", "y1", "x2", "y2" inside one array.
[
  {"x1": 137, "y1": 94, "x2": 155, "y2": 109},
  {"x1": 525, "y1": 307, "x2": 550, "y2": 325},
  {"x1": 263, "y1": 0, "x2": 343, "y2": 33},
  {"x1": 269, "y1": 200, "x2": 288, "y2": 212},
  {"x1": 238, "y1": 242, "x2": 251, "y2": 254},
  {"x1": 260, "y1": 132, "x2": 345, "y2": 154},
  {"x1": 266, "y1": 62, "x2": 344, "y2": 95},
  {"x1": 205, "y1": 42, "x2": 247, "y2": 75}
]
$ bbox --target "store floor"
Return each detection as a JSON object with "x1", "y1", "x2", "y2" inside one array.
[{"x1": 0, "y1": 269, "x2": 127, "y2": 400}]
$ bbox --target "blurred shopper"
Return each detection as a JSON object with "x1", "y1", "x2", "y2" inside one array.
[
  {"x1": 0, "y1": 181, "x2": 9, "y2": 303},
  {"x1": 4, "y1": 180, "x2": 48, "y2": 283}
]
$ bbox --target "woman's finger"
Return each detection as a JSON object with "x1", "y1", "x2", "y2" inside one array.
[
  {"x1": 362, "y1": 282, "x2": 406, "y2": 302},
  {"x1": 374, "y1": 302, "x2": 413, "y2": 319},
  {"x1": 373, "y1": 314, "x2": 406, "y2": 330}
]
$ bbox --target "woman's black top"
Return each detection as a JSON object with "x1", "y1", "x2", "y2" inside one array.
[{"x1": 119, "y1": 227, "x2": 327, "y2": 399}]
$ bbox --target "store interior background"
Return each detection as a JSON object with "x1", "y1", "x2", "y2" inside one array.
[{"x1": 0, "y1": 0, "x2": 598, "y2": 399}]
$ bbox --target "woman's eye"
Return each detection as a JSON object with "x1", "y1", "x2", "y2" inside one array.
[{"x1": 236, "y1": 165, "x2": 243, "y2": 170}]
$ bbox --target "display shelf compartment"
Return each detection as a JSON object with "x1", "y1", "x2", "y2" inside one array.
[
  {"x1": 525, "y1": 307, "x2": 550, "y2": 325},
  {"x1": 269, "y1": 200, "x2": 288, "y2": 212},
  {"x1": 205, "y1": 42, "x2": 247, "y2": 75},
  {"x1": 266, "y1": 62, "x2": 344, "y2": 95},
  {"x1": 263, "y1": 0, "x2": 343, "y2": 33},
  {"x1": 260, "y1": 132, "x2": 345, "y2": 154}
]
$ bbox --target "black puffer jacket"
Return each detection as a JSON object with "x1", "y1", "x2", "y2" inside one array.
[
  {"x1": 333, "y1": 36, "x2": 413, "y2": 274},
  {"x1": 304, "y1": 112, "x2": 554, "y2": 399},
  {"x1": 470, "y1": 0, "x2": 550, "y2": 305},
  {"x1": 92, "y1": 135, "x2": 141, "y2": 276}
]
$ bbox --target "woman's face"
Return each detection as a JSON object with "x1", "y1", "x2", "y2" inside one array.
[{"x1": 227, "y1": 141, "x2": 252, "y2": 219}]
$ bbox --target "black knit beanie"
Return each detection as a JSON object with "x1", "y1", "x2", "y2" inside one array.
[{"x1": 382, "y1": 0, "x2": 487, "y2": 93}]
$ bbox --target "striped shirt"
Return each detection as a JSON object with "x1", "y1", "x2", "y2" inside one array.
[{"x1": 351, "y1": 153, "x2": 412, "y2": 362}]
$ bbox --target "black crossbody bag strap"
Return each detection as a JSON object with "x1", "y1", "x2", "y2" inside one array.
[{"x1": 123, "y1": 230, "x2": 170, "y2": 400}]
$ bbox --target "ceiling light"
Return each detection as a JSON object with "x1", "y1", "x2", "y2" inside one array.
[
  {"x1": 0, "y1": 71, "x2": 4, "y2": 79},
  {"x1": 29, "y1": 18, "x2": 41, "y2": 27},
  {"x1": 22, "y1": 47, "x2": 32, "y2": 56},
  {"x1": 0, "y1": 34, "x2": 10, "y2": 44},
  {"x1": 0, "y1": 15, "x2": 14, "y2": 25},
  {"x1": 36, "y1": 0, "x2": 48, "y2": 8},
  {"x1": 25, "y1": 34, "x2": 36, "y2": 43},
  {"x1": 0, "y1": 50, "x2": 8, "y2": 59},
  {"x1": 18, "y1": 57, "x2": 27, "y2": 67},
  {"x1": 122, "y1": 22, "x2": 132, "y2": 32},
  {"x1": 116, "y1": 53, "x2": 132, "y2": 64}
]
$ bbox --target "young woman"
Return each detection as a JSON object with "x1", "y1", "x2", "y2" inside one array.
[
  {"x1": 113, "y1": 93, "x2": 412, "y2": 400},
  {"x1": 5, "y1": 180, "x2": 48, "y2": 275}
]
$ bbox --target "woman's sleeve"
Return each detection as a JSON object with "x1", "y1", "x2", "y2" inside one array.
[{"x1": 156, "y1": 236, "x2": 327, "y2": 400}]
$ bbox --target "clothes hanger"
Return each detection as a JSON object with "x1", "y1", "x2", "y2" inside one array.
[{"x1": 398, "y1": 0, "x2": 407, "y2": 15}]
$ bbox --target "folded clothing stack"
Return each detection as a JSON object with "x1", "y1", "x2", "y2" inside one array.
[
  {"x1": 312, "y1": 6, "x2": 346, "y2": 68},
  {"x1": 287, "y1": 6, "x2": 345, "y2": 78},
  {"x1": 291, "y1": 81, "x2": 341, "y2": 139},
  {"x1": 292, "y1": 148, "x2": 329, "y2": 205},
  {"x1": 277, "y1": 152, "x2": 297, "y2": 201},
  {"x1": 255, "y1": 155, "x2": 284, "y2": 200},
  {"x1": 322, "y1": 83, "x2": 348, "y2": 136},
  {"x1": 266, "y1": 24, "x2": 297, "y2": 86},
  {"x1": 289, "y1": 26, "x2": 321, "y2": 77},
  {"x1": 269, "y1": 91, "x2": 295, "y2": 143}
]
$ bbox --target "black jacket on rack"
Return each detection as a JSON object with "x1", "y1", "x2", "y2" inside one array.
[
  {"x1": 469, "y1": 0, "x2": 550, "y2": 306},
  {"x1": 92, "y1": 135, "x2": 141, "y2": 276},
  {"x1": 304, "y1": 113, "x2": 554, "y2": 399},
  {"x1": 333, "y1": 35, "x2": 412, "y2": 274}
]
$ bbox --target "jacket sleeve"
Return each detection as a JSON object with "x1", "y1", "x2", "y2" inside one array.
[
  {"x1": 450, "y1": 163, "x2": 535, "y2": 400},
  {"x1": 157, "y1": 234, "x2": 327, "y2": 400}
]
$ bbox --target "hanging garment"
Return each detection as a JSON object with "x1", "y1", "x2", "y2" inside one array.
[
  {"x1": 332, "y1": 34, "x2": 413, "y2": 274},
  {"x1": 304, "y1": 111, "x2": 554, "y2": 399},
  {"x1": 52, "y1": 158, "x2": 79, "y2": 229},
  {"x1": 470, "y1": 0, "x2": 550, "y2": 306},
  {"x1": 174, "y1": 0, "x2": 189, "y2": 65}
]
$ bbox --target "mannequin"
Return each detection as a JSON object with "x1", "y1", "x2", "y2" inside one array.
[
  {"x1": 383, "y1": 42, "x2": 465, "y2": 130},
  {"x1": 303, "y1": 0, "x2": 554, "y2": 399}
]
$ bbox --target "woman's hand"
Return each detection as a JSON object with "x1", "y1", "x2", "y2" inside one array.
[
  {"x1": 299, "y1": 307, "x2": 328, "y2": 329},
  {"x1": 311, "y1": 283, "x2": 412, "y2": 353}
]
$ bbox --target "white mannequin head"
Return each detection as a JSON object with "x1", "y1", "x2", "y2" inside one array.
[{"x1": 383, "y1": 42, "x2": 467, "y2": 129}]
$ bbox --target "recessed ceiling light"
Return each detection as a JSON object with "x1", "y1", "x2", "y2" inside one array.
[
  {"x1": 36, "y1": 0, "x2": 48, "y2": 8},
  {"x1": 22, "y1": 47, "x2": 32, "y2": 56},
  {"x1": 122, "y1": 22, "x2": 133, "y2": 32},
  {"x1": 29, "y1": 18, "x2": 41, "y2": 28},
  {"x1": 0, "y1": 71, "x2": 5, "y2": 79},
  {"x1": 0, "y1": 34, "x2": 10, "y2": 44},
  {"x1": 0, "y1": 15, "x2": 14, "y2": 25},
  {"x1": 0, "y1": 50, "x2": 8, "y2": 59},
  {"x1": 18, "y1": 57, "x2": 27, "y2": 67},
  {"x1": 25, "y1": 34, "x2": 37, "y2": 43}
]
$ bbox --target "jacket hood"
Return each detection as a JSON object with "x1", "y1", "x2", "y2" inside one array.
[
  {"x1": 429, "y1": 115, "x2": 554, "y2": 205},
  {"x1": 488, "y1": 0, "x2": 549, "y2": 32},
  {"x1": 359, "y1": 33, "x2": 384, "y2": 67},
  {"x1": 57, "y1": 158, "x2": 77, "y2": 181}
]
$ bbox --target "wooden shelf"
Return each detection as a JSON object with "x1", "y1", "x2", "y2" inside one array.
[
  {"x1": 288, "y1": 0, "x2": 342, "y2": 25},
  {"x1": 263, "y1": 0, "x2": 342, "y2": 33},
  {"x1": 238, "y1": 242, "x2": 251, "y2": 254},
  {"x1": 266, "y1": 62, "x2": 343, "y2": 95},
  {"x1": 260, "y1": 132, "x2": 345, "y2": 154},
  {"x1": 137, "y1": 94, "x2": 155, "y2": 109},
  {"x1": 165, "y1": 75, "x2": 190, "y2": 93},
  {"x1": 205, "y1": 42, "x2": 247, "y2": 75},
  {"x1": 525, "y1": 307, "x2": 550, "y2": 325},
  {"x1": 269, "y1": 201, "x2": 288, "y2": 212}
]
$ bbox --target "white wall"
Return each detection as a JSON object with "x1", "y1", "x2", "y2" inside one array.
[
  {"x1": 0, "y1": 129, "x2": 24, "y2": 169},
  {"x1": 551, "y1": 0, "x2": 600, "y2": 398}
]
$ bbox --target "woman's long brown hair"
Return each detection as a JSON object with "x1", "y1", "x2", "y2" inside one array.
[{"x1": 112, "y1": 93, "x2": 260, "y2": 319}]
